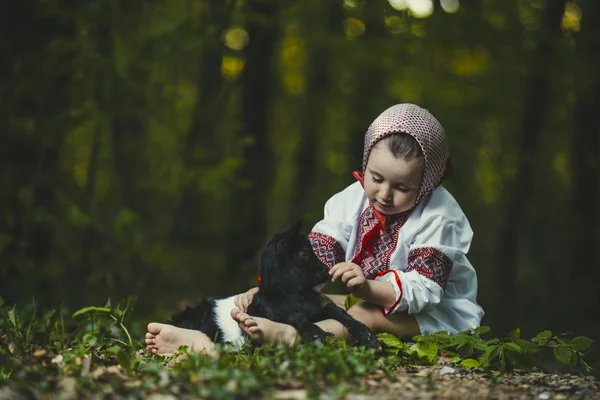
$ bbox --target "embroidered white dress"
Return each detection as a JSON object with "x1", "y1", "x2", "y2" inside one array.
[{"x1": 308, "y1": 181, "x2": 484, "y2": 335}]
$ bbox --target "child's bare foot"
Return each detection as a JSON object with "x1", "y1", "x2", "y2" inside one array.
[
  {"x1": 230, "y1": 309, "x2": 299, "y2": 347},
  {"x1": 145, "y1": 323, "x2": 216, "y2": 356}
]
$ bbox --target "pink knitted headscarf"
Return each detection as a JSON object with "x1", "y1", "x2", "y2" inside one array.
[{"x1": 358, "y1": 104, "x2": 452, "y2": 207}]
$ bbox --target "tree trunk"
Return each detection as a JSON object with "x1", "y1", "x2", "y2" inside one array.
[
  {"x1": 496, "y1": 0, "x2": 567, "y2": 331},
  {"x1": 349, "y1": 2, "x2": 390, "y2": 169},
  {"x1": 293, "y1": 0, "x2": 344, "y2": 217},
  {"x1": 0, "y1": 0, "x2": 73, "y2": 305},
  {"x1": 226, "y1": 0, "x2": 279, "y2": 288},
  {"x1": 79, "y1": 124, "x2": 102, "y2": 295},
  {"x1": 168, "y1": 0, "x2": 232, "y2": 244},
  {"x1": 568, "y1": 0, "x2": 600, "y2": 329}
]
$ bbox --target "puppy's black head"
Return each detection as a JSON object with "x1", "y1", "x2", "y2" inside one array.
[{"x1": 259, "y1": 218, "x2": 329, "y2": 290}]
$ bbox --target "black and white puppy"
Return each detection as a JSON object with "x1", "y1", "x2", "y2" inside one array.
[{"x1": 170, "y1": 219, "x2": 381, "y2": 350}]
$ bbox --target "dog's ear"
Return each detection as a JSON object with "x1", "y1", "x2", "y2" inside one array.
[
  {"x1": 277, "y1": 218, "x2": 304, "y2": 252},
  {"x1": 287, "y1": 218, "x2": 303, "y2": 237}
]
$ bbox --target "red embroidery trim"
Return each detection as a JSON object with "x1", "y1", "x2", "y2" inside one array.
[
  {"x1": 308, "y1": 232, "x2": 345, "y2": 269},
  {"x1": 352, "y1": 204, "x2": 409, "y2": 279},
  {"x1": 406, "y1": 247, "x2": 453, "y2": 289},
  {"x1": 376, "y1": 269, "x2": 403, "y2": 315}
]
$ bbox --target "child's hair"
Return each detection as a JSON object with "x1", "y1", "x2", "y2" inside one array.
[{"x1": 380, "y1": 132, "x2": 424, "y2": 164}]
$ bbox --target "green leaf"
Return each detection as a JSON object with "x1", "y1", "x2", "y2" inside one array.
[
  {"x1": 82, "y1": 333, "x2": 98, "y2": 347},
  {"x1": 474, "y1": 326, "x2": 491, "y2": 335},
  {"x1": 449, "y1": 355, "x2": 462, "y2": 364},
  {"x1": 487, "y1": 345, "x2": 501, "y2": 360},
  {"x1": 534, "y1": 330, "x2": 552, "y2": 341},
  {"x1": 569, "y1": 336, "x2": 594, "y2": 352},
  {"x1": 377, "y1": 333, "x2": 408, "y2": 351},
  {"x1": 410, "y1": 341, "x2": 439, "y2": 363},
  {"x1": 104, "y1": 345, "x2": 122, "y2": 354},
  {"x1": 112, "y1": 308, "x2": 123, "y2": 320},
  {"x1": 72, "y1": 306, "x2": 112, "y2": 318},
  {"x1": 116, "y1": 348, "x2": 134, "y2": 372},
  {"x1": 461, "y1": 358, "x2": 481, "y2": 369},
  {"x1": 503, "y1": 342, "x2": 522, "y2": 353},
  {"x1": 41, "y1": 309, "x2": 56, "y2": 330},
  {"x1": 8, "y1": 305, "x2": 17, "y2": 328},
  {"x1": 553, "y1": 346, "x2": 574, "y2": 366},
  {"x1": 0, "y1": 368, "x2": 12, "y2": 380},
  {"x1": 569, "y1": 352, "x2": 577, "y2": 370},
  {"x1": 580, "y1": 358, "x2": 593, "y2": 373},
  {"x1": 504, "y1": 328, "x2": 520, "y2": 341},
  {"x1": 478, "y1": 352, "x2": 490, "y2": 368},
  {"x1": 344, "y1": 294, "x2": 361, "y2": 311},
  {"x1": 515, "y1": 339, "x2": 540, "y2": 355}
]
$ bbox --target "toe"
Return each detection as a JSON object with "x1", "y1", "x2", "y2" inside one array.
[
  {"x1": 238, "y1": 312, "x2": 250, "y2": 322},
  {"x1": 147, "y1": 322, "x2": 164, "y2": 335}
]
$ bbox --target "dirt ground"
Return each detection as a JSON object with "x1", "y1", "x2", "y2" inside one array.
[{"x1": 272, "y1": 365, "x2": 600, "y2": 400}]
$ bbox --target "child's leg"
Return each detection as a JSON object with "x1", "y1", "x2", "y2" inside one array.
[
  {"x1": 230, "y1": 294, "x2": 349, "y2": 343},
  {"x1": 231, "y1": 299, "x2": 419, "y2": 345},
  {"x1": 322, "y1": 294, "x2": 419, "y2": 338},
  {"x1": 346, "y1": 301, "x2": 420, "y2": 338},
  {"x1": 145, "y1": 323, "x2": 217, "y2": 356}
]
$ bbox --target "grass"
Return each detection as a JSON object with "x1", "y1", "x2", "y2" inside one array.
[{"x1": 0, "y1": 296, "x2": 595, "y2": 399}]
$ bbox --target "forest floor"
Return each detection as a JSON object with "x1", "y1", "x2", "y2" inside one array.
[
  {"x1": 0, "y1": 357, "x2": 598, "y2": 399},
  {"x1": 339, "y1": 364, "x2": 599, "y2": 400}
]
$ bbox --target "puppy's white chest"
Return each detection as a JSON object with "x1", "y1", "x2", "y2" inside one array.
[{"x1": 213, "y1": 296, "x2": 245, "y2": 350}]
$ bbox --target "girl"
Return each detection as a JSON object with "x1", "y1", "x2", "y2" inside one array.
[
  {"x1": 231, "y1": 103, "x2": 483, "y2": 345},
  {"x1": 146, "y1": 104, "x2": 483, "y2": 353}
]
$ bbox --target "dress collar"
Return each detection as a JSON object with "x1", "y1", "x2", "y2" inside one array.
[{"x1": 352, "y1": 171, "x2": 410, "y2": 233}]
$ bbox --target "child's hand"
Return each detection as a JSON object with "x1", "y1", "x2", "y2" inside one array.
[
  {"x1": 234, "y1": 287, "x2": 259, "y2": 312},
  {"x1": 329, "y1": 262, "x2": 367, "y2": 294}
]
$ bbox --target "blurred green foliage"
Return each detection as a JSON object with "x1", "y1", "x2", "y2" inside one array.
[
  {"x1": 0, "y1": 298, "x2": 594, "y2": 398},
  {"x1": 0, "y1": 0, "x2": 599, "y2": 348}
]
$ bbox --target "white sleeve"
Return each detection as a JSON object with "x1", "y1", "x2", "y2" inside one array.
[{"x1": 375, "y1": 207, "x2": 473, "y2": 315}]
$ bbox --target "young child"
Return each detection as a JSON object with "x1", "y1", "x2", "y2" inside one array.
[
  {"x1": 146, "y1": 103, "x2": 484, "y2": 353},
  {"x1": 231, "y1": 103, "x2": 483, "y2": 345}
]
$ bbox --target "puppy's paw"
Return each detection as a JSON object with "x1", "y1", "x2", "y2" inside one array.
[
  {"x1": 299, "y1": 324, "x2": 331, "y2": 342},
  {"x1": 356, "y1": 330, "x2": 383, "y2": 352},
  {"x1": 306, "y1": 331, "x2": 333, "y2": 342}
]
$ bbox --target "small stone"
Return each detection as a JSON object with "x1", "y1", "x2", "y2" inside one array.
[
  {"x1": 273, "y1": 389, "x2": 307, "y2": 400},
  {"x1": 147, "y1": 395, "x2": 178, "y2": 400},
  {"x1": 439, "y1": 366, "x2": 455, "y2": 376},
  {"x1": 32, "y1": 348, "x2": 47, "y2": 357},
  {"x1": 51, "y1": 354, "x2": 63, "y2": 364}
]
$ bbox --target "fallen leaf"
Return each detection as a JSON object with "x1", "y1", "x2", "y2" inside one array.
[
  {"x1": 51, "y1": 354, "x2": 63, "y2": 364},
  {"x1": 439, "y1": 366, "x2": 455, "y2": 376},
  {"x1": 273, "y1": 389, "x2": 307, "y2": 400},
  {"x1": 32, "y1": 349, "x2": 47, "y2": 357}
]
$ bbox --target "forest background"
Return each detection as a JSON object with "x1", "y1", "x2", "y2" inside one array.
[{"x1": 1, "y1": 0, "x2": 599, "y2": 357}]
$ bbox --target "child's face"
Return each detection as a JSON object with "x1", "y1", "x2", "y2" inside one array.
[{"x1": 364, "y1": 141, "x2": 423, "y2": 215}]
